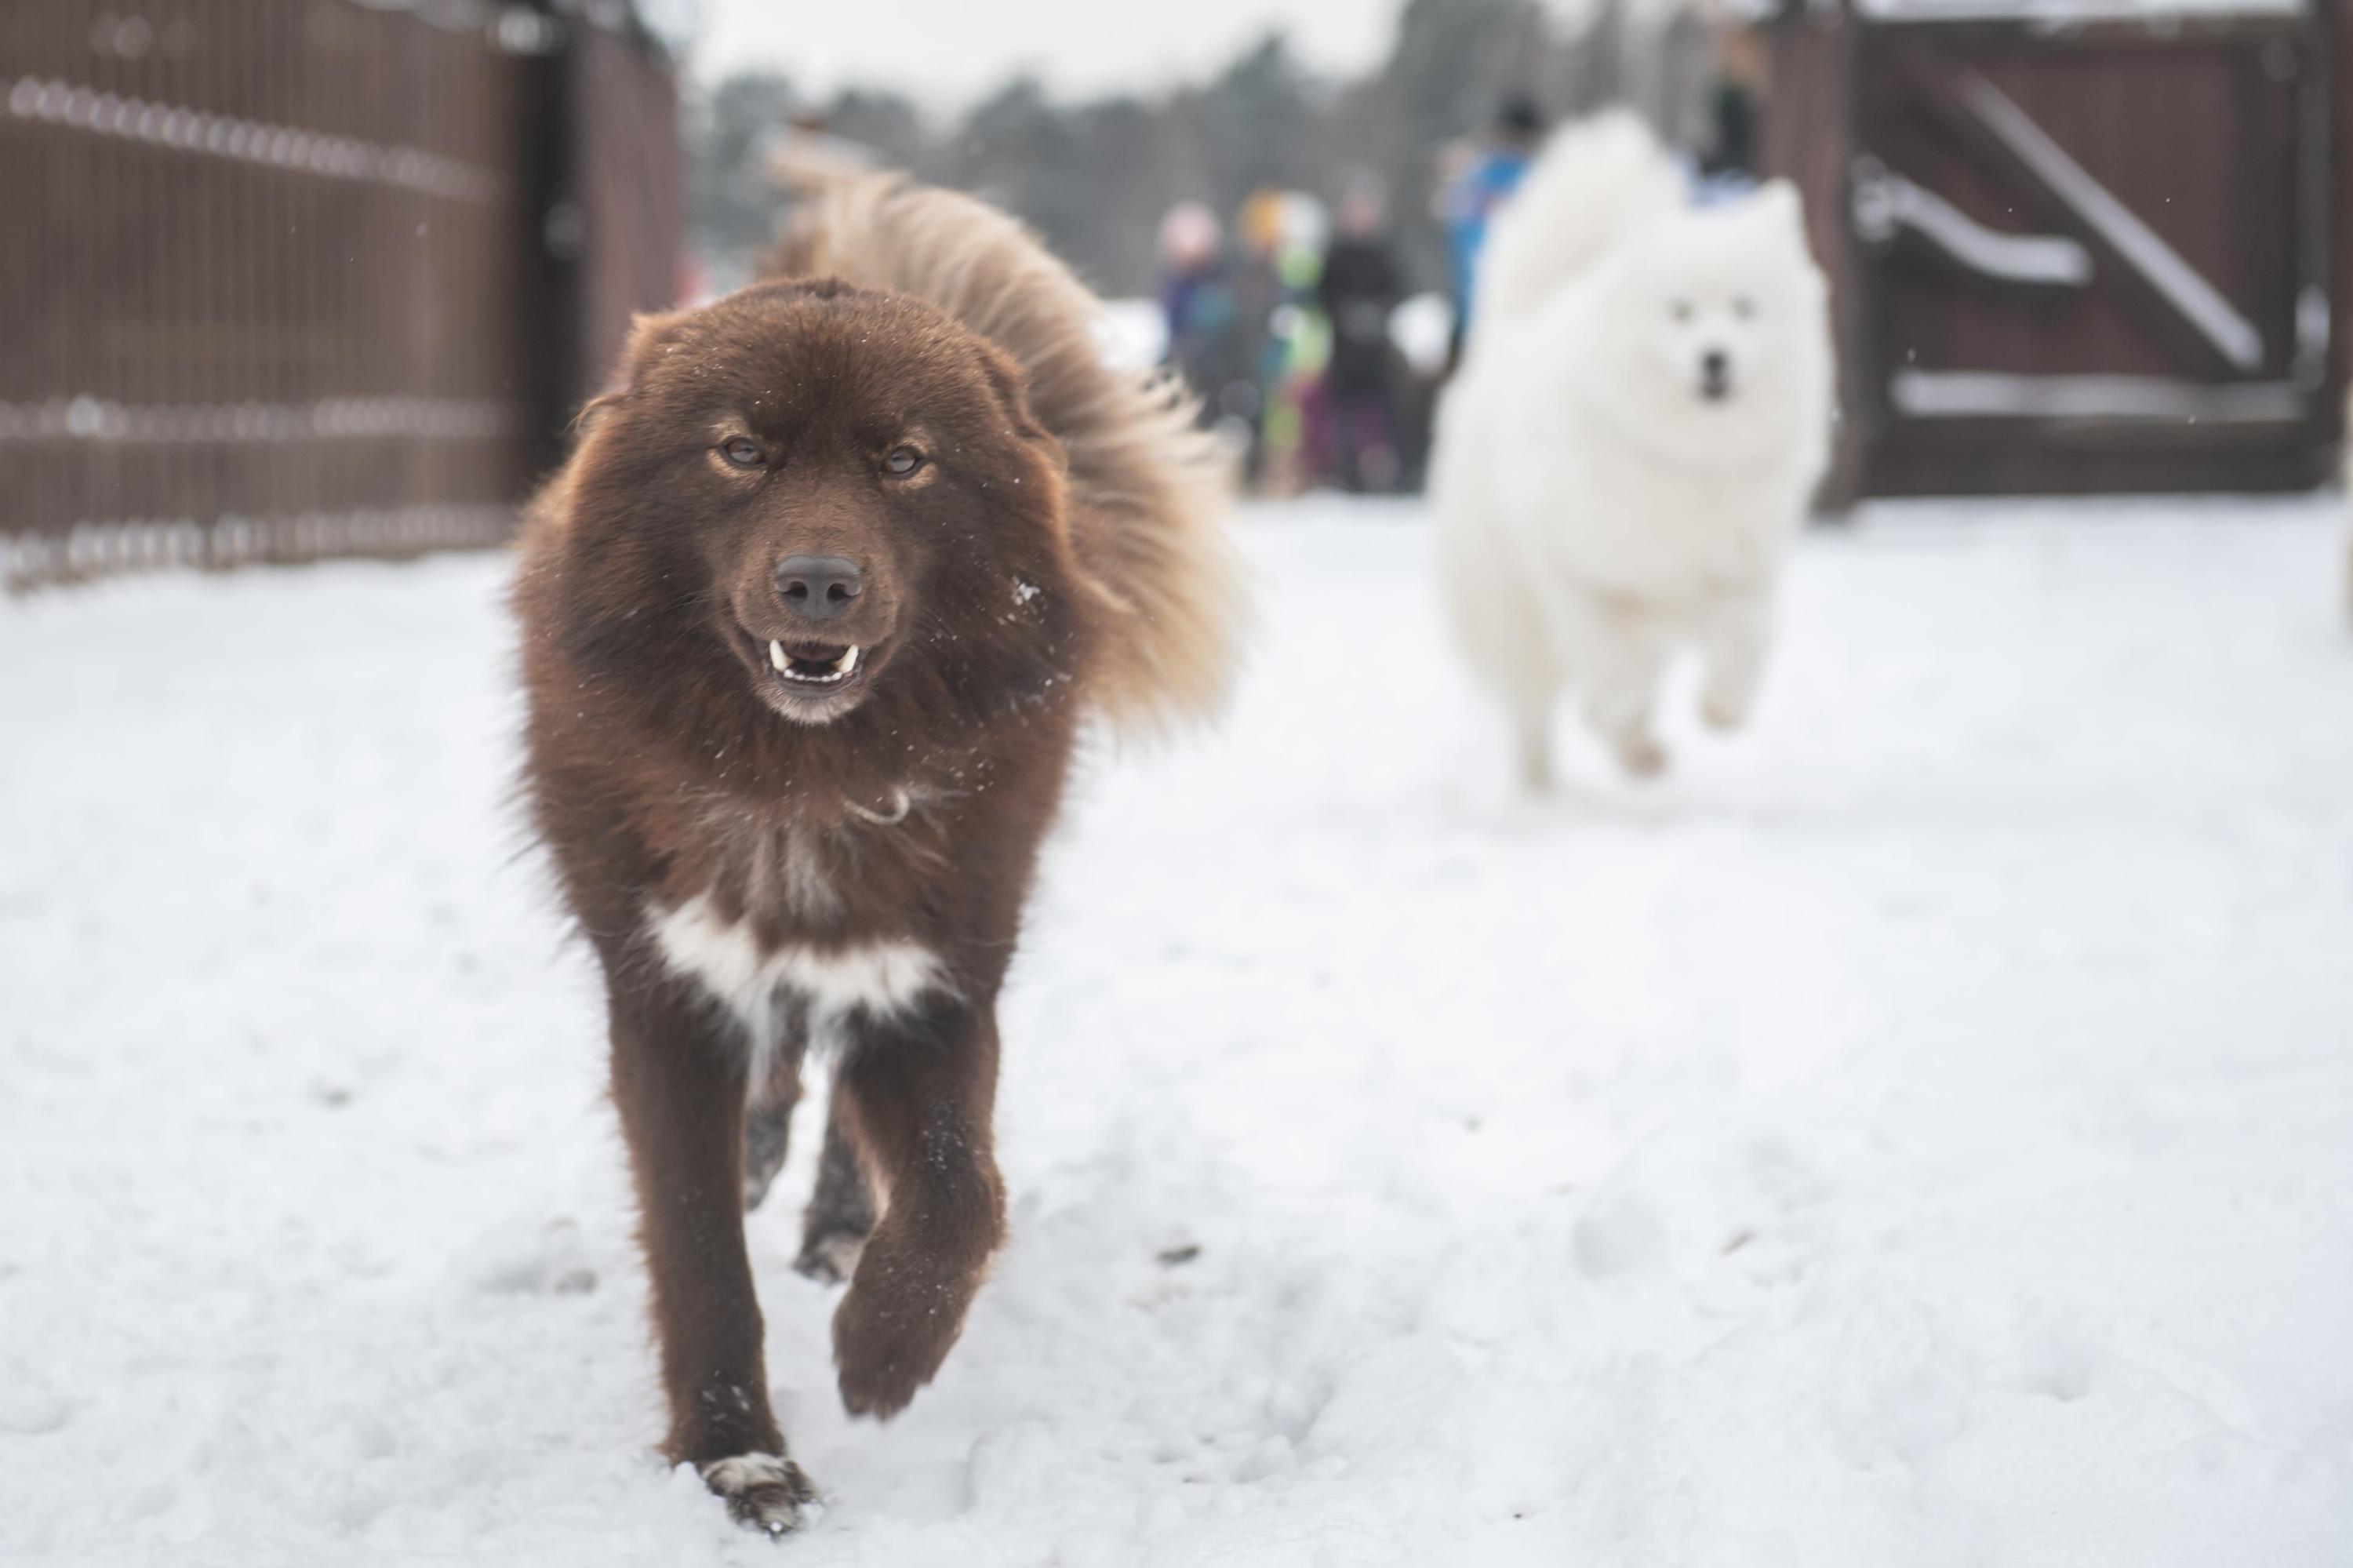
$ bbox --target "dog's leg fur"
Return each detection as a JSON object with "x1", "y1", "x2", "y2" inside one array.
[
  {"x1": 1577, "y1": 600, "x2": 1677, "y2": 779},
  {"x1": 1507, "y1": 689, "x2": 1558, "y2": 793},
  {"x1": 795, "y1": 1088, "x2": 878, "y2": 1282},
  {"x1": 1697, "y1": 590, "x2": 1773, "y2": 732},
  {"x1": 830, "y1": 996, "x2": 1008, "y2": 1420},
  {"x1": 742, "y1": 1004, "x2": 809, "y2": 1211},
  {"x1": 1488, "y1": 573, "x2": 1564, "y2": 794},
  {"x1": 607, "y1": 979, "x2": 816, "y2": 1533}
]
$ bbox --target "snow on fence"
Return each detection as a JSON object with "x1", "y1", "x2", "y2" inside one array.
[{"x1": 0, "y1": 0, "x2": 678, "y2": 591}]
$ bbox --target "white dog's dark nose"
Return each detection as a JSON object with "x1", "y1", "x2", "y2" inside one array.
[{"x1": 1700, "y1": 350, "x2": 1732, "y2": 400}]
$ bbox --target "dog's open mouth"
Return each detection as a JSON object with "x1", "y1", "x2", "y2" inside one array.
[
  {"x1": 767, "y1": 638, "x2": 860, "y2": 687},
  {"x1": 733, "y1": 624, "x2": 881, "y2": 722}
]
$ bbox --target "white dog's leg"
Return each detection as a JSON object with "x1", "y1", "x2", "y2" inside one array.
[
  {"x1": 1697, "y1": 590, "x2": 1774, "y2": 732},
  {"x1": 1449, "y1": 533, "x2": 1562, "y2": 793},
  {"x1": 1507, "y1": 689, "x2": 1558, "y2": 792},
  {"x1": 1577, "y1": 614, "x2": 1675, "y2": 780},
  {"x1": 1584, "y1": 671, "x2": 1670, "y2": 777}
]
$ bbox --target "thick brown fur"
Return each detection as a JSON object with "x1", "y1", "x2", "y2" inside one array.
[
  {"x1": 769, "y1": 171, "x2": 1242, "y2": 734},
  {"x1": 510, "y1": 178, "x2": 1239, "y2": 1534}
]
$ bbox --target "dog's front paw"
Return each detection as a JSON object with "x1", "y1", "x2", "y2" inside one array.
[
  {"x1": 700, "y1": 1452, "x2": 819, "y2": 1537},
  {"x1": 1700, "y1": 695, "x2": 1749, "y2": 732},
  {"x1": 1615, "y1": 733, "x2": 1670, "y2": 778},
  {"x1": 832, "y1": 1262, "x2": 971, "y2": 1419}
]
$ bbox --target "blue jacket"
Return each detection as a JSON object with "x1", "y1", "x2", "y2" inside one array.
[{"x1": 1444, "y1": 147, "x2": 1534, "y2": 332}]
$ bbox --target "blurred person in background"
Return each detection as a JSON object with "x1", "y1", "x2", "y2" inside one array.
[
  {"x1": 1157, "y1": 202, "x2": 1255, "y2": 459},
  {"x1": 1241, "y1": 189, "x2": 1331, "y2": 497},
  {"x1": 1317, "y1": 177, "x2": 1405, "y2": 494},
  {"x1": 1700, "y1": 27, "x2": 1763, "y2": 186},
  {"x1": 1440, "y1": 94, "x2": 1546, "y2": 366},
  {"x1": 1385, "y1": 291, "x2": 1456, "y2": 494},
  {"x1": 1227, "y1": 190, "x2": 1294, "y2": 489}
]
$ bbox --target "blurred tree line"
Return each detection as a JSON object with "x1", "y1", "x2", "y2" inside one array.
[{"x1": 687, "y1": 0, "x2": 1715, "y2": 299}]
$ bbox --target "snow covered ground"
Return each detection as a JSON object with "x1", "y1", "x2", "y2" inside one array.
[{"x1": 3, "y1": 494, "x2": 2350, "y2": 1566}]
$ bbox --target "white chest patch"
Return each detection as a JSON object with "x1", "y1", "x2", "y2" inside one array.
[{"x1": 647, "y1": 893, "x2": 948, "y2": 1066}]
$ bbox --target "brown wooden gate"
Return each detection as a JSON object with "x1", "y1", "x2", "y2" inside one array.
[
  {"x1": 0, "y1": 0, "x2": 678, "y2": 590},
  {"x1": 1767, "y1": 1, "x2": 2346, "y2": 499}
]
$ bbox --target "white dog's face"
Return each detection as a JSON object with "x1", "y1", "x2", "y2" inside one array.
[
  {"x1": 1654, "y1": 286, "x2": 1766, "y2": 406},
  {"x1": 1581, "y1": 182, "x2": 1828, "y2": 450}
]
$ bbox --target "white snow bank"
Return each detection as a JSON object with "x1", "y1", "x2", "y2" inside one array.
[{"x1": 2, "y1": 495, "x2": 2351, "y2": 1566}]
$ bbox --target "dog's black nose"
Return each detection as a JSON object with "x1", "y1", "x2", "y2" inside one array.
[
  {"x1": 1700, "y1": 349, "x2": 1733, "y2": 401},
  {"x1": 775, "y1": 555, "x2": 864, "y2": 620}
]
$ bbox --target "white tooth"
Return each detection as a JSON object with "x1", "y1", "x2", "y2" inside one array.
[
  {"x1": 769, "y1": 640, "x2": 787, "y2": 671},
  {"x1": 834, "y1": 646, "x2": 859, "y2": 674}
]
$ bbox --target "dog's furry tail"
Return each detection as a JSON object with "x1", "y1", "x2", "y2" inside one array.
[
  {"x1": 768, "y1": 171, "x2": 1244, "y2": 739},
  {"x1": 1472, "y1": 109, "x2": 1683, "y2": 338}
]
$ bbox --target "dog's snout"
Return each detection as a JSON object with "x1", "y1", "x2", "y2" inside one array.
[
  {"x1": 1699, "y1": 348, "x2": 1733, "y2": 402},
  {"x1": 774, "y1": 555, "x2": 864, "y2": 621}
]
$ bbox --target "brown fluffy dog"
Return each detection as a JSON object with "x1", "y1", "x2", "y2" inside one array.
[{"x1": 511, "y1": 174, "x2": 1238, "y2": 1533}]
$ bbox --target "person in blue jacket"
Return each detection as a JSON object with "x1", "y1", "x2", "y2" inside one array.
[{"x1": 1442, "y1": 96, "x2": 1547, "y2": 366}]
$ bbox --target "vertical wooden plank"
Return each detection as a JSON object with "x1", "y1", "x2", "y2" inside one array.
[
  {"x1": 2329, "y1": 0, "x2": 2352, "y2": 437},
  {"x1": 1762, "y1": 0, "x2": 1864, "y2": 510},
  {"x1": 1, "y1": 8, "x2": 31, "y2": 548},
  {"x1": 202, "y1": 0, "x2": 229, "y2": 563}
]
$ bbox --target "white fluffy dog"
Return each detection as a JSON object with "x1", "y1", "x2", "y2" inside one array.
[{"x1": 1432, "y1": 111, "x2": 1834, "y2": 787}]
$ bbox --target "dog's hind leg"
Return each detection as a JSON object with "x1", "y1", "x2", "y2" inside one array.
[
  {"x1": 743, "y1": 1003, "x2": 809, "y2": 1211},
  {"x1": 1697, "y1": 590, "x2": 1773, "y2": 733},
  {"x1": 794, "y1": 1086, "x2": 878, "y2": 1283},
  {"x1": 1485, "y1": 595, "x2": 1563, "y2": 793}
]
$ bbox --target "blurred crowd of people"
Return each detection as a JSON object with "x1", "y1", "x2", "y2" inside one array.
[
  {"x1": 1157, "y1": 60, "x2": 1763, "y2": 499},
  {"x1": 1155, "y1": 97, "x2": 1550, "y2": 500}
]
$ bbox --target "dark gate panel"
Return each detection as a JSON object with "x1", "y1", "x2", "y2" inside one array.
[
  {"x1": 572, "y1": 20, "x2": 682, "y2": 413},
  {"x1": 1848, "y1": 9, "x2": 2337, "y2": 496}
]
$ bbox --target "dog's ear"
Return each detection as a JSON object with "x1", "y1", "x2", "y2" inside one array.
[
  {"x1": 572, "y1": 310, "x2": 696, "y2": 436},
  {"x1": 1750, "y1": 180, "x2": 1806, "y2": 230},
  {"x1": 973, "y1": 341, "x2": 1060, "y2": 456},
  {"x1": 570, "y1": 388, "x2": 626, "y2": 436},
  {"x1": 623, "y1": 308, "x2": 695, "y2": 367},
  {"x1": 1750, "y1": 180, "x2": 1827, "y2": 279},
  {"x1": 970, "y1": 340, "x2": 1133, "y2": 617}
]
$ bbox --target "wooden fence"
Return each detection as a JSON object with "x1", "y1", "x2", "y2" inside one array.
[{"x1": 0, "y1": 0, "x2": 677, "y2": 589}]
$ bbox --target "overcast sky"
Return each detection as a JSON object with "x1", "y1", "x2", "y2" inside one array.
[{"x1": 685, "y1": 0, "x2": 1402, "y2": 105}]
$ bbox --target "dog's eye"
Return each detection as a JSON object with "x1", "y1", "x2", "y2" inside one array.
[
  {"x1": 1733, "y1": 297, "x2": 1755, "y2": 319},
  {"x1": 718, "y1": 436, "x2": 764, "y2": 469},
  {"x1": 883, "y1": 446, "x2": 924, "y2": 478},
  {"x1": 1670, "y1": 300, "x2": 1693, "y2": 323}
]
